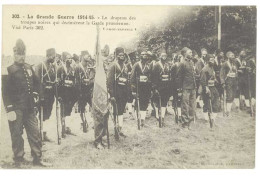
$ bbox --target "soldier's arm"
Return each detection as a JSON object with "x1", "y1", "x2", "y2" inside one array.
[
  {"x1": 2, "y1": 68, "x2": 15, "y2": 112},
  {"x1": 200, "y1": 69, "x2": 207, "y2": 91},
  {"x1": 107, "y1": 64, "x2": 115, "y2": 97},
  {"x1": 130, "y1": 63, "x2": 137, "y2": 93},
  {"x1": 176, "y1": 62, "x2": 184, "y2": 89},
  {"x1": 88, "y1": 68, "x2": 96, "y2": 85},
  {"x1": 220, "y1": 63, "x2": 227, "y2": 84},
  {"x1": 151, "y1": 64, "x2": 160, "y2": 91}
]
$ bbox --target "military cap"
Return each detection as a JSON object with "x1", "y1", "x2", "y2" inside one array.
[
  {"x1": 72, "y1": 54, "x2": 79, "y2": 61},
  {"x1": 115, "y1": 47, "x2": 125, "y2": 56},
  {"x1": 13, "y1": 39, "x2": 26, "y2": 55},
  {"x1": 62, "y1": 52, "x2": 71, "y2": 61},
  {"x1": 46, "y1": 48, "x2": 56, "y2": 57},
  {"x1": 81, "y1": 50, "x2": 89, "y2": 57}
]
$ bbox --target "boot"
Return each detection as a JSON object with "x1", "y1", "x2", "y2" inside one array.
[
  {"x1": 114, "y1": 127, "x2": 119, "y2": 141},
  {"x1": 33, "y1": 158, "x2": 52, "y2": 167},
  {"x1": 43, "y1": 132, "x2": 53, "y2": 142}
]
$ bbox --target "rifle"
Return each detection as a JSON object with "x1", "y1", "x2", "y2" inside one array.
[
  {"x1": 113, "y1": 65, "x2": 120, "y2": 139},
  {"x1": 247, "y1": 71, "x2": 253, "y2": 117},
  {"x1": 223, "y1": 86, "x2": 227, "y2": 117},
  {"x1": 208, "y1": 93, "x2": 213, "y2": 128},
  {"x1": 173, "y1": 94, "x2": 179, "y2": 124},
  {"x1": 55, "y1": 62, "x2": 61, "y2": 144},
  {"x1": 79, "y1": 68, "x2": 88, "y2": 133},
  {"x1": 105, "y1": 73, "x2": 110, "y2": 149},
  {"x1": 39, "y1": 63, "x2": 44, "y2": 141},
  {"x1": 158, "y1": 92, "x2": 162, "y2": 128},
  {"x1": 135, "y1": 71, "x2": 141, "y2": 130}
]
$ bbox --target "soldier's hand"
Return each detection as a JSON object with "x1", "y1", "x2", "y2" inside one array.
[
  {"x1": 7, "y1": 111, "x2": 16, "y2": 121},
  {"x1": 110, "y1": 97, "x2": 116, "y2": 104},
  {"x1": 132, "y1": 92, "x2": 137, "y2": 98},
  {"x1": 206, "y1": 87, "x2": 210, "y2": 95}
]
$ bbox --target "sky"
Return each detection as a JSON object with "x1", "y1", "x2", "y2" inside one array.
[{"x1": 2, "y1": 5, "x2": 173, "y2": 57}]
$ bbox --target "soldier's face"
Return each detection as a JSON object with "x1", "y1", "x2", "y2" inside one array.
[
  {"x1": 201, "y1": 50, "x2": 207, "y2": 58},
  {"x1": 14, "y1": 54, "x2": 25, "y2": 64},
  {"x1": 117, "y1": 52, "x2": 125, "y2": 61},
  {"x1": 141, "y1": 53, "x2": 148, "y2": 61},
  {"x1": 228, "y1": 53, "x2": 235, "y2": 61},
  {"x1": 240, "y1": 51, "x2": 246, "y2": 58},
  {"x1": 48, "y1": 54, "x2": 56, "y2": 63},
  {"x1": 83, "y1": 55, "x2": 91, "y2": 62},
  {"x1": 186, "y1": 50, "x2": 193, "y2": 59},
  {"x1": 160, "y1": 53, "x2": 167, "y2": 61}
]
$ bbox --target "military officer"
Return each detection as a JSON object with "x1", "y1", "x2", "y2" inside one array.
[
  {"x1": 34, "y1": 48, "x2": 56, "y2": 142},
  {"x1": 2, "y1": 39, "x2": 49, "y2": 167},
  {"x1": 176, "y1": 47, "x2": 197, "y2": 128}
]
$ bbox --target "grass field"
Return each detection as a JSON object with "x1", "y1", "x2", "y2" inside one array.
[{"x1": 0, "y1": 104, "x2": 255, "y2": 169}]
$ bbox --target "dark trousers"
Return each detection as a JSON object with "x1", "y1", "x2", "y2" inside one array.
[
  {"x1": 202, "y1": 87, "x2": 221, "y2": 113},
  {"x1": 181, "y1": 89, "x2": 196, "y2": 121},
  {"x1": 8, "y1": 109, "x2": 42, "y2": 160},
  {"x1": 42, "y1": 89, "x2": 55, "y2": 121},
  {"x1": 226, "y1": 77, "x2": 238, "y2": 103}
]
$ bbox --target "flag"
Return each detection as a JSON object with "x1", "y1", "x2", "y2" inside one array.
[{"x1": 92, "y1": 25, "x2": 108, "y2": 116}]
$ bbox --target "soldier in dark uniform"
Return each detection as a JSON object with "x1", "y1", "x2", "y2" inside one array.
[
  {"x1": 57, "y1": 52, "x2": 78, "y2": 137},
  {"x1": 200, "y1": 55, "x2": 221, "y2": 122},
  {"x1": 2, "y1": 39, "x2": 49, "y2": 166},
  {"x1": 130, "y1": 51, "x2": 152, "y2": 127},
  {"x1": 236, "y1": 50, "x2": 249, "y2": 109},
  {"x1": 195, "y1": 48, "x2": 207, "y2": 108},
  {"x1": 107, "y1": 47, "x2": 128, "y2": 138},
  {"x1": 171, "y1": 53, "x2": 182, "y2": 122},
  {"x1": 75, "y1": 51, "x2": 96, "y2": 132},
  {"x1": 34, "y1": 48, "x2": 56, "y2": 142},
  {"x1": 177, "y1": 47, "x2": 197, "y2": 127},
  {"x1": 214, "y1": 49, "x2": 225, "y2": 97},
  {"x1": 151, "y1": 52, "x2": 171, "y2": 126},
  {"x1": 220, "y1": 51, "x2": 239, "y2": 117}
]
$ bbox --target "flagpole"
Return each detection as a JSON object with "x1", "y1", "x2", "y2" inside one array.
[{"x1": 218, "y1": 6, "x2": 221, "y2": 49}]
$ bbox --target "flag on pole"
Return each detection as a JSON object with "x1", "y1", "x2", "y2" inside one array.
[{"x1": 92, "y1": 25, "x2": 108, "y2": 117}]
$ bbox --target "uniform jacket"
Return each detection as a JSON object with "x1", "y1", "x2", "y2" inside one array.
[
  {"x1": 220, "y1": 60, "x2": 239, "y2": 84},
  {"x1": 151, "y1": 61, "x2": 171, "y2": 91},
  {"x1": 3, "y1": 62, "x2": 39, "y2": 112},
  {"x1": 107, "y1": 62, "x2": 128, "y2": 97},
  {"x1": 130, "y1": 61, "x2": 152, "y2": 92},
  {"x1": 177, "y1": 58, "x2": 196, "y2": 90},
  {"x1": 200, "y1": 65, "x2": 216, "y2": 91}
]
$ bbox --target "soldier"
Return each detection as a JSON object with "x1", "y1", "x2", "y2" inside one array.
[
  {"x1": 236, "y1": 50, "x2": 250, "y2": 110},
  {"x1": 57, "y1": 52, "x2": 78, "y2": 137},
  {"x1": 75, "y1": 51, "x2": 96, "y2": 132},
  {"x1": 200, "y1": 55, "x2": 221, "y2": 123},
  {"x1": 220, "y1": 51, "x2": 239, "y2": 117},
  {"x1": 1, "y1": 39, "x2": 49, "y2": 166},
  {"x1": 151, "y1": 52, "x2": 171, "y2": 126},
  {"x1": 195, "y1": 48, "x2": 207, "y2": 108},
  {"x1": 130, "y1": 51, "x2": 152, "y2": 127},
  {"x1": 34, "y1": 48, "x2": 56, "y2": 142},
  {"x1": 177, "y1": 47, "x2": 197, "y2": 128},
  {"x1": 107, "y1": 47, "x2": 128, "y2": 139},
  {"x1": 171, "y1": 53, "x2": 182, "y2": 123},
  {"x1": 214, "y1": 49, "x2": 225, "y2": 97}
]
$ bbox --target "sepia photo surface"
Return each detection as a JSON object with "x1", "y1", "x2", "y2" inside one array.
[{"x1": 0, "y1": 5, "x2": 256, "y2": 169}]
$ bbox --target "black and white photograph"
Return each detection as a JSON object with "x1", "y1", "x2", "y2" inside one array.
[{"x1": 0, "y1": 4, "x2": 257, "y2": 170}]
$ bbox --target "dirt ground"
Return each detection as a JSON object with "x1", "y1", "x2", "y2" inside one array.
[{"x1": 0, "y1": 104, "x2": 255, "y2": 169}]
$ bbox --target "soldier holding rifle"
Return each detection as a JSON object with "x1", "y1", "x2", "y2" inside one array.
[
  {"x1": 130, "y1": 51, "x2": 152, "y2": 128},
  {"x1": 107, "y1": 47, "x2": 128, "y2": 140},
  {"x1": 151, "y1": 52, "x2": 171, "y2": 127},
  {"x1": 35, "y1": 48, "x2": 56, "y2": 142},
  {"x1": 75, "y1": 51, "x2": 96, "y2": 133},
  {"x1": 200, "y1": 55, "x2": 221, "y2": 127}
]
